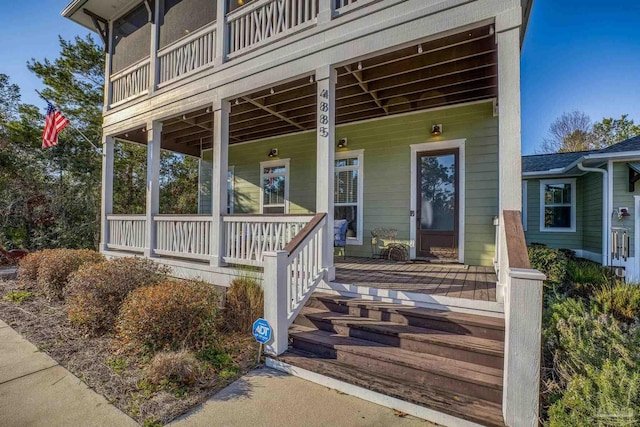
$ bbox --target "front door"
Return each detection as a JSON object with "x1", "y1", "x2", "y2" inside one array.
[{"x1": 416, "y1": 149, "x2": 459, "y2": 260}]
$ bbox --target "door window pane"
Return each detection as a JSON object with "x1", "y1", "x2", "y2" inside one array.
[{"x1": 419, "y1": 154, "x2": 456, "y2": 231}]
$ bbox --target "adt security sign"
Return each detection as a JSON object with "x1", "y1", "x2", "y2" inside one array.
[{"x1": 252, "y1": 318, "x2": 272, "y2": 344}]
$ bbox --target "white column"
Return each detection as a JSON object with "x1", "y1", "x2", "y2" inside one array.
[
  {"x1": 263, "y1": 250, "x2": 289, "y2": 355},
  {"x1": 104, "y1": 21, "x2": 114, "y2": 110},
  {"x1": 145, "y1": 121, "x2": 162, "y2": 257},
  {"x1": 316, "y1": 66, "x2": 336, "y2": 280},
  {"x1": 210, "y1": 98, "x2": 230, "y2": 267},
  {"x1": 214, "y1": 0, "x2": 229, "y2": 66},
  {"x1": 100, "y1": 135, "x2": 115, "y2": 252},
  {"x1": 148, "y1": 0, "x2": 161, "y2": 93},
  {"x1": 318, "y1": 0, "x2": 334, "y2": 24},
  {"x1": 496, "y1": 10, "x2": 522, "y2": 298}
]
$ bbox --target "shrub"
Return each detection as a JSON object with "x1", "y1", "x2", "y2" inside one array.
[
  {"x1": 17, "y1": 251, "x2": 49, "y2": 285},
  {"x1": 223, "y1": 276, "x2": 263, "y2": 333},
  {"x1": 116, "y1": 280, "x2": 222, "y2": 354},
  {"x1": 548, "y1": 358, "x2": 640, "y2": 427},
  {"x1": 566, "y1": 259, "x2": 610, "y2": 297},
  {"x1": 593, "y1": 282, "x2": 640, "y2": 324},
  {"x1": 144, "y1": 350, "x2": 201, "y2": 386},
  {"x1": 65, "y1": 257, "x2": 169, "y2": 333},
  {"x1": 528, "y1": 246, "x2": 570, "y2": 287},
  {"x1": 36, "y1": 249, "x2": 104, "y2": 300}
]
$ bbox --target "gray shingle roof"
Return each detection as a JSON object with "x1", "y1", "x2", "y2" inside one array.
[{"x1": 523, "y1": 136, "x2": 640, "y2": 173}]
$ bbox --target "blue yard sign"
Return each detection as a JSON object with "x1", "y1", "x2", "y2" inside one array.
[{"x1": 252, "y1": 318, "x2": 272, "y2": 344}]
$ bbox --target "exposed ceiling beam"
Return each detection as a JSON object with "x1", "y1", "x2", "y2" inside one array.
[
  {"x1": 344, "y1": 65, "x2": 388, "y2": 115},
  {"x1": 240, "y1": 96, "x2": 306, "y2": 131}
]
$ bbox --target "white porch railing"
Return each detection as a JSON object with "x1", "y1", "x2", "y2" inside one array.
[
  {"x1": 222, "y1": 215, "x2": 313, "y2": 266},
  {"x1": 106, "y1": 215, "x2": 146, "y2": 252},
  {"x1": 501, "y1": 211, "x2": 545, "y2": 427},
  {"x1": 157, "y1": 26, "x2": 217, "y2": 85},
  {"x1": 155, "y1": 215, "x2": 212, "y2": 261},
  {"x1": 263, "y1": 213, "x2": 327, "y2": 355},
  {"x1": 227, "y1": 0, "x2": 318, "y2": 56},
  {"x1": 110, "y1": 58, "x2": 150, "y2": 105}
]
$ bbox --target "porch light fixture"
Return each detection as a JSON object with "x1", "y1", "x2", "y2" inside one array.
[
  {"x1": 337, "y1": 138, "x2": 348, "y2": 149},
  {"x1": 417, "y1": 44, "x2": 423, "y2": 54},
  {"x1": 431, "y1": 124, "x2": 442, "y2": 136},
  {"x1": 270, "y1": 88, "x2": 275, "y2": 95},
  {"x1": 268, "y1": 148, "x2": 278, "y2": 158},
  {"x1": 357, "y1": 61, "x2": 363, "y2": 71}
]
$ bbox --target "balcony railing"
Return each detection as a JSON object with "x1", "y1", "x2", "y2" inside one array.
[
  {"x1": 155, "y1": 215, "x2": 213, "y2": 261},
  {"x1": 227, "y1": 0, "x2": 319, "y2": 57},
  {"x1": 158, "y1": 26, "x2": 217, "y2": 86},
  {"x1": 110, "y1": 59, "x2": 150, "y2": 106},
  {"x1": 106, "y1": 215, "x2": 146, "y2": 252}
]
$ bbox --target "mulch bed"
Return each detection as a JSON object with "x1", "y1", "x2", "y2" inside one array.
[{"x1": 0, "y1": 278, "x2": 257, "y2": 426}]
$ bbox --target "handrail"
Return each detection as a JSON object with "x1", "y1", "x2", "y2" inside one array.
[
  {"x1": 284, "y1": 213, "x2": 326, "y2": 254},
  {"x1": 157, "y1": 22, "x2": 216, "y2": 55},
  {"x1": 503, "y1": 210, "x2": 531, "y2": 269},
  {"x1": 109, "y1": 57, "x2": 151, "y2": 82}
]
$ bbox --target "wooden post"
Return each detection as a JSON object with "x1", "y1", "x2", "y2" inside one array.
[
  {"x1": 503, "y1": 268, "x2": 544, "y2": 427},
  {"x1": 100, "y1": 135, "x2": 115, "y2": 252},
  {"x1": 210, "y1": 98, "x2": 230, "y2": 267},
  {"x1": 316, "y1": 65, "x2": 336, "y2": 281},
  {"x1": 145, "y1": 121, "x2": 162, "y2": 257},
  {"x1": 496, "y1": 9, "x2": 522, "y2": 299},
  {"x1": 214, "y1": 0, "x2": 229, "y2": 66},
  {"x1": 263, "y1": 250, "x2": 289, "y2": 355}
]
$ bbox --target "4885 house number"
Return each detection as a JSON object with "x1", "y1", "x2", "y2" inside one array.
[{"x1": 319, "y1": 89, "x2": 329, "y2": 138}]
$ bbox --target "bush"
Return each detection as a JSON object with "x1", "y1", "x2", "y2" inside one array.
[
  {"x1": 144, "y1": 350, "x2": 201, "y2": 386},
  {"x1": 223, "y1": 276, "x2": 263, "y2": 333},
  {"x1": 593, "y1": 282, "x2": 640, "y2": 324},
  {"x1": 116, "y1": 281, "x2": 222, "y2": 354},
  {"x1": 36, "y1": 249, "x2": 104, "y2": 300},
  {"x1": 528, "y1": 246, "x2": 570, "y2": 287},
  {"x1": 566, "y1": 260, "x2": 610, "y2": 297},
  {"x1": 65, "y1": 257, "x2": 169, "y2": 333},
  {"x1": 17, "y1": 251, "x2": 49, "y2": 285}
]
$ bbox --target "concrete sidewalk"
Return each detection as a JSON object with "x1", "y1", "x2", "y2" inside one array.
[
  {"x1": 1, "y1": 321, "x2": 430, "y2": 427},
  {"x1": 0, "y1": 319, "x2": 138, "y2": 427}
]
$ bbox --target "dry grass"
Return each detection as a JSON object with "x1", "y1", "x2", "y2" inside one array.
[
  {"x1": 145, "y1": 350, "x2": 201, "y2": 386},
  {"x1": 0, "y1": 279, "x2": 256, "y2": 426},
  {"x1": 224, "y1": 276, "x2": 264, "y2": 333}
]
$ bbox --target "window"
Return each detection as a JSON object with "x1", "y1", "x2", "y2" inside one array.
[
  {"x1": 540, "y1": 179, "x2": 576, "y2": 232},
  {"x1": 335, "y1": 150, "x2": 364, "y2": 244},
  {"x1": 260, "y1": 159, "x2": 289, "y2": 214}
]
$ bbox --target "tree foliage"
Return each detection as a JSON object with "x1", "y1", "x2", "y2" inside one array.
[
  {"x1": 540, "y1": 111, "x2": 640, "y2": 153},
  {"x1": 0, "y1": 36, "x2": 199, "y2": 251}
]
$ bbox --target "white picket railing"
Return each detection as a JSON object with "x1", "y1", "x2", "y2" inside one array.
[
  {"x1": 222, "y1": 215, "x2": 313, "y2": 266},
  {"x1": 110, "y1": 58, "x2": 150, "y2": 105},
  {"x1": 336, "y1": 0, "x2": 359, "y2": 9},
  {"x1": 107, "y1": 215, "x2": 146, "y2": 252},
  {"x1": 158, "y1": 26, "x2": 216, "y2": 85},
  {"x1": 155, "y1": 215, "x2": 212, "y2": 261},
  {"x1": 227, "y1": 0, "x2": 318, "y2": 56},
  {"x1": 263, "y1": 213, "x2": 327, "y2": 355}
]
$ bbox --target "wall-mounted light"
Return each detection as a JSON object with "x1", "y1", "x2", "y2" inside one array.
[
  {"x1": 616, "y1": 207, "x2": 631, "y2": 220},
  {"x1": 337, "y1": 138, "x2": 348, "y2": 149},
  {"x1": 431, "y1": 124, "x2": 442, "y2": 136},
  {"x1": 417, "y1": 44, "x2": 423, "y2": 54},
  {"x1": 268, "y1": 148, "x2": 278, "y2": 158}
]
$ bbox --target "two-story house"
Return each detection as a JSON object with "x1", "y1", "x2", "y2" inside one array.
[{"x1": 62, "y1": 1, "x2": 544, "y2": 425}]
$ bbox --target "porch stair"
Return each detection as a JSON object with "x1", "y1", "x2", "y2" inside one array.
[{"x1": 275, "y1": 292, "x2": 506, "y2": 426}]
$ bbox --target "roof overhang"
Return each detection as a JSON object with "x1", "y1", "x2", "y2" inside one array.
[
  {"x1": 61, "y1": 0, "x2": 137, "y2": 32},
  {"x1": 523, "y1": 151, "x2": 640, "y2": 178}
]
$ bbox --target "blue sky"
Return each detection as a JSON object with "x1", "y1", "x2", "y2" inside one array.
[{"x1": 1, "y1": 1, "x2": 639, "y2": 154}]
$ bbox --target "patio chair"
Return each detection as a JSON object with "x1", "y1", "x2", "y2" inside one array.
[{"x1": 334, "y1": 219, "x2": 348, "y2": 259}]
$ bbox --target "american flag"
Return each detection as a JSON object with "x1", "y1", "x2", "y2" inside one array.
[{"x1": 42, "y1": 103, "x2": 70, "y2": 149}]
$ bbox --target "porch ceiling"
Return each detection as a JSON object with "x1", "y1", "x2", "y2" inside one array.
[{"x1": 116, "y1": 25, "x2": 497, "y2": 156}]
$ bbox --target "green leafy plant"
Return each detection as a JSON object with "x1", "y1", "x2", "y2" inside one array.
[
  {"x1": 528, "y1": 246, "x2": 570, "y2": 288},
  {"x1": 3, "y1": 290, "x2": 34, "y2": 304},
  {"x1": 106, "y1": 356, "x2": 129, "y2": 375},
  {"x1": 593, "y1": 282, "x2": 640, "y2": 324}
]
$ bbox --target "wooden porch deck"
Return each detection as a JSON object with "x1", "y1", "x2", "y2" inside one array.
[{"x1": 334, "y1": 257, "x2": 497, "y2": 302}]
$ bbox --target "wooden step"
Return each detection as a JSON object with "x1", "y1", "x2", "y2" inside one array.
[
  {"x1": 277, "y1": 348, "x2": 505, "y2": 427},
  {"x1": 308, "y1": 293, "x2": 505, "y2": 341},
  {"x1": 289, "y1": 325, "x2": 503, "y2": 404},
  {"x1": 294, "y1": 306, "x2": 504, "y2": 369}
]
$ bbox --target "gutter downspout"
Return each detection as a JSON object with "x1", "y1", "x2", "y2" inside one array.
[{"x1": 577, "y1": 161, "x2": 608, "y2": 266}]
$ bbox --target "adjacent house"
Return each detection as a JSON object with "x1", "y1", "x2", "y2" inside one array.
[
  {"x1": 62, "y1": 1, "x2": 543, "y2": 425},
  {"x1": 523, "y1": 136, "x2": 640, "y2": 280}
]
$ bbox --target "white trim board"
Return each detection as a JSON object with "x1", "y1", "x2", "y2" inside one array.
[
  {"x1": 335, "y1": 149, "x2": 364, "y2": 245},
  {"x1": 410, "y1": 139, "x2": 466, "y2": 263},
  {"x1": 266, "y1": 358, "x2": 487, "y2": 427},
  {"x1": 539, "y1": 178, "x2": 577, "y2": 233},
  {"x1": 260, "y1": 158, "x2": 290, "y2": 214}
]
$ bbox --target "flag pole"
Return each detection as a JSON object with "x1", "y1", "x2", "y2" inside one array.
[{"x1": 35, "y1": 90, "x2": 101, "y2": 151}]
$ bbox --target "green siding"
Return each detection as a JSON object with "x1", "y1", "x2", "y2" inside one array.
[
  {"x1": 524, "y1": 178, "x2": 584, "y2": 250},
  {"x1": 228, "y1": 102, "x2": 498, "y2": 266},
  {"x1": 582, "y1": 172, "x2": 603, "y2": 254},
  {"x1": 612, "y1": 162, "x2": 638, "y2": 257}
]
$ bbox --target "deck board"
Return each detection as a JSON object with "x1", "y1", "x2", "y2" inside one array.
[{"x1": 334, "y1": 257, "x2": 497, "y2": 302}]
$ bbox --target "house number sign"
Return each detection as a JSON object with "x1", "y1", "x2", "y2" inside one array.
[{"x1": 319, "y1": 88, "x2": 330, "y2": 138}]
